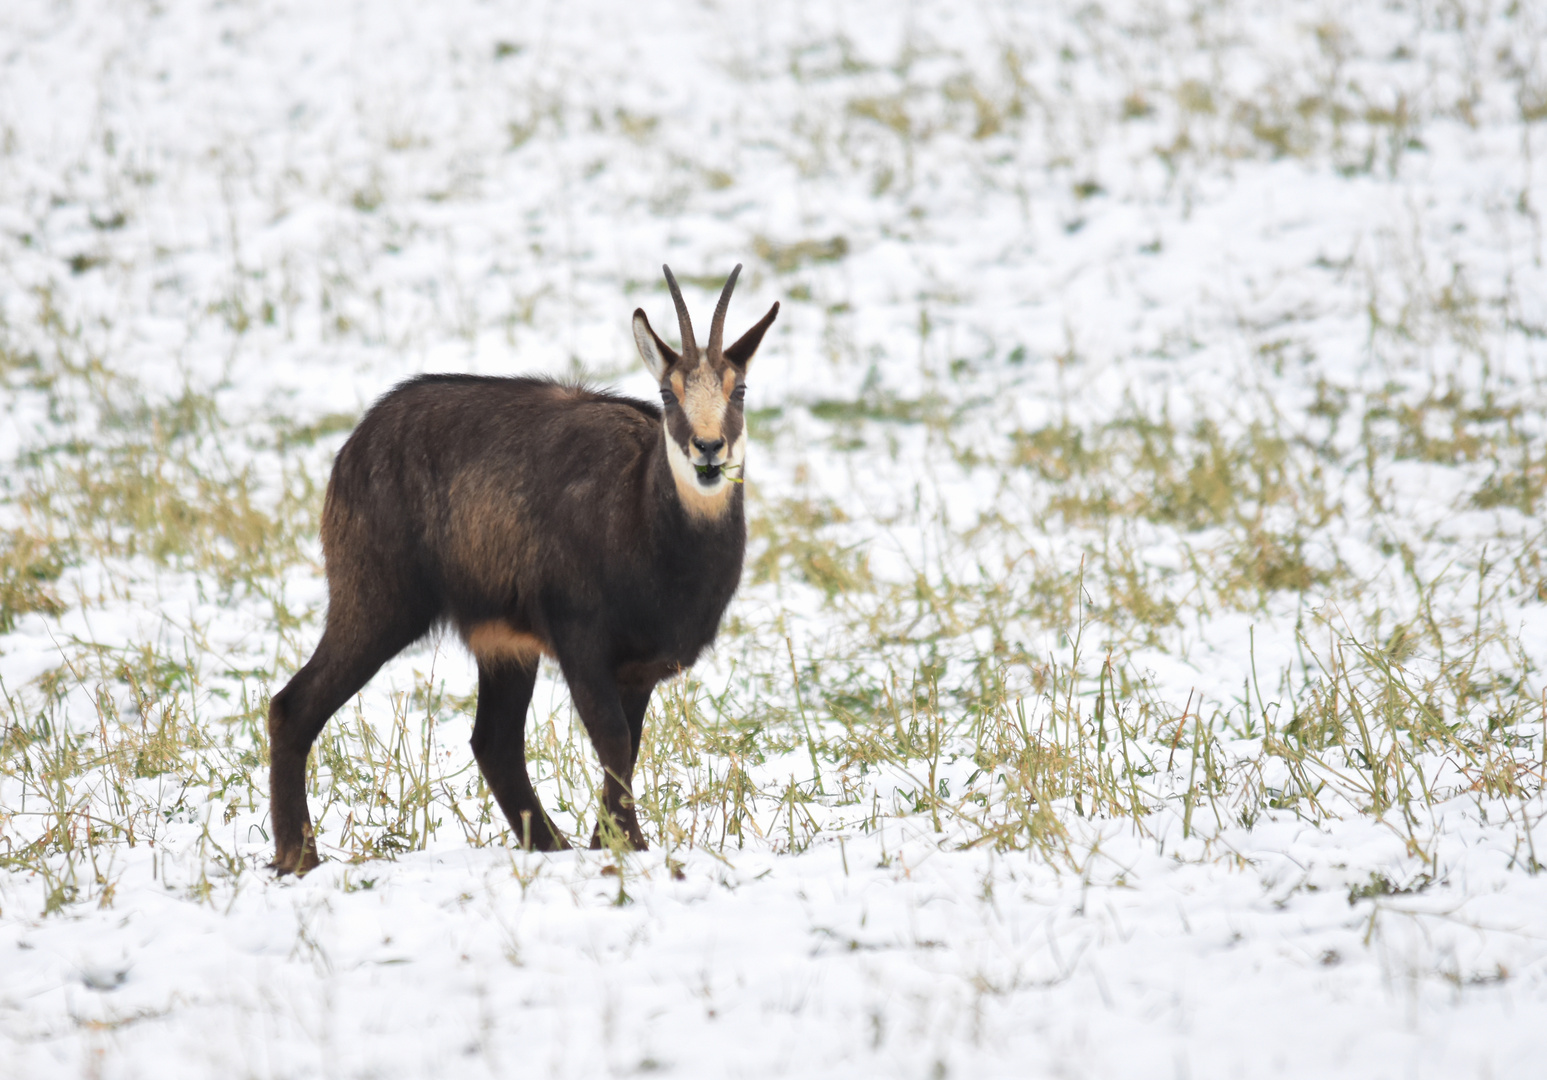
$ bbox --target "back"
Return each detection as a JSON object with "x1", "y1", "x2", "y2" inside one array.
[{"x1": 324, "y1": 375, "x2": 664, "y2": 613}]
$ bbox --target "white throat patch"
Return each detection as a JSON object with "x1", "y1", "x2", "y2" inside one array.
[{"x1": 665, "y1": 426, "x2": 745, "y2": 519}]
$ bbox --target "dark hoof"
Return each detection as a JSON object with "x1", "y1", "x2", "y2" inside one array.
[
  {"x1": 588, "y1": 822, "x2": 648, "y2": 851},
  {"x1": 522, "y1": 830, "x2": 571, "y2": 853},
  {"x1": 513, "y1": 811, "x2": 571, "y2": 852},
  {"x1": 269, "y1": 844, "x2": 320, "y2": 877}
]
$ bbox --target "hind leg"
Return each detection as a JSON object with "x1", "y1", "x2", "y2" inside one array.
[
  {"x1": 268, "y1": 614, "x2": 429, "y2": 874},
  {"x1": 471, "y1": 660, "x2": 570, "y2": 851}
]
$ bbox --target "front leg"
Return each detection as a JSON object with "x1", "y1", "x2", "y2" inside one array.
[
  {"x1": 555, "y1": 650, "x2": 649, "y2": 850},
  {"x1": 586, "y1": 679, "x2": 658, "y2": 848},
  {"x1": 620, "y1": 679, "x2": 656, "y2": 769},
  {"x1": 471, "y1": 659, "x2": 570, "y2": 852}
]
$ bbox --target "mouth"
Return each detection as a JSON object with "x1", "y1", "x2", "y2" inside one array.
[{"x1": 694, "y1": 462, "x2": 724, "y2": 485}]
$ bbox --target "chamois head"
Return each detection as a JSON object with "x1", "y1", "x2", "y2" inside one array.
[{"x1": 632, "y1": 264, "x2": 779, "y2": 516}]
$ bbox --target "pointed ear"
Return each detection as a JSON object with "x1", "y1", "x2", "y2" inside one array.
[
  {"x1": 633, "y1": 309, "x2": 680, "y2": 381},
  {"x1": 723, "y1": 301, "x2": 779, "y2": 371}
]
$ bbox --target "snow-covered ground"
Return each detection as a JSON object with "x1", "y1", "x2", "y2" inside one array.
[{"x1": 2, "y1": 0, "x2": 1547, "y2": 1076}]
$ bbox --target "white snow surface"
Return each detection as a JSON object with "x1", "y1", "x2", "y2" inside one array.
[{"x1": 2, "y1": 0, "x2": 1547, "y2": 1077}]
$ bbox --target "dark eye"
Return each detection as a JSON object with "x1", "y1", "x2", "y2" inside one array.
[
  {"x1": 660, "y1": 388, "x2": 677, "y2": 406},
  {"x1": 731, "y1": 385, "x2": 746, "y2": 403}
]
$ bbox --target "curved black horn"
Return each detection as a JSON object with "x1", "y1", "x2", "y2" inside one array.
[
  {"x1": 662, "y1": 265, "x2": 698, "y2": 360},
  {"x1": 707, "y1": 263, "x2": 742, "y2": 357}
]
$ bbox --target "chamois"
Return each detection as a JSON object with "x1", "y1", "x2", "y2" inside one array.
[{"x1": 266, "y1": 265, "x2": 778, "y2": 873}]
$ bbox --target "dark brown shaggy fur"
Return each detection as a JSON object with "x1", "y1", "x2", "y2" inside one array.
[{"x1": 267, "y1": 267, "x2": 776, "y2": 873}]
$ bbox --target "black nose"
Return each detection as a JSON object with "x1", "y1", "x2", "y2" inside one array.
[{"x1": 691, "y1": 436, "x2": 725, "y2": 458}]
